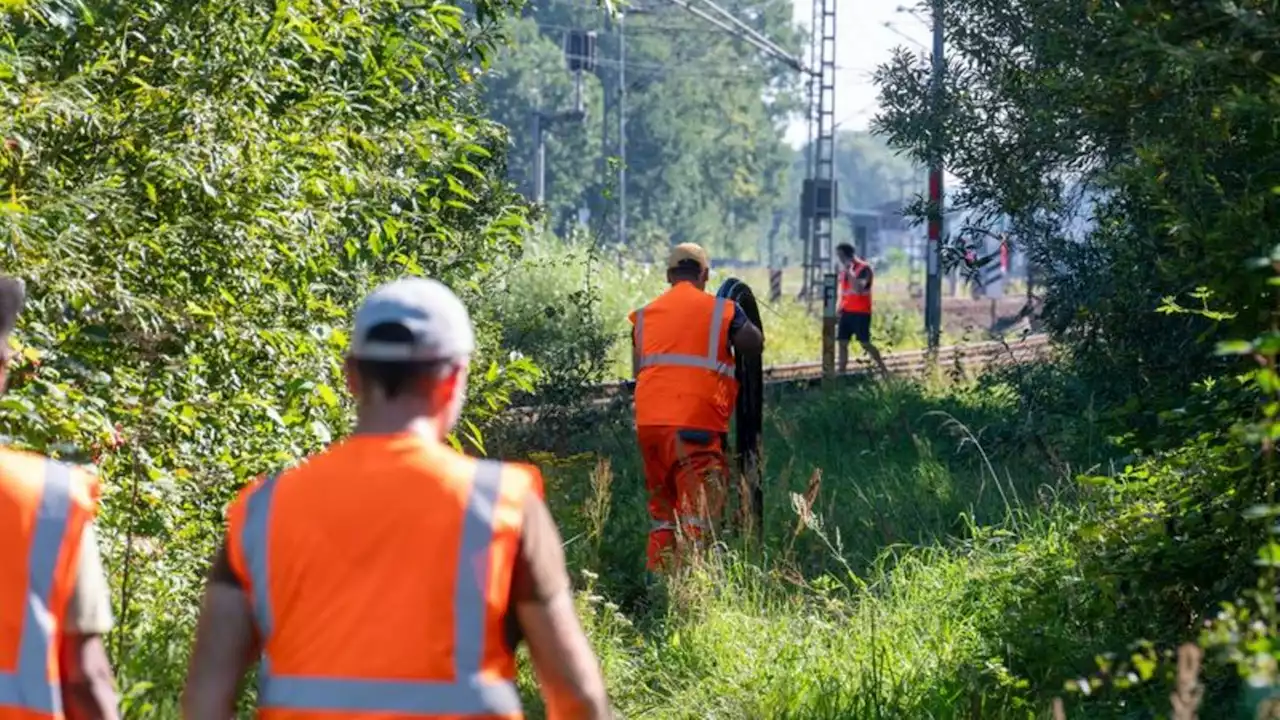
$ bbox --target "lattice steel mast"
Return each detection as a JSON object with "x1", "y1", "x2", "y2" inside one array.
[{"x1": 801, "y1": 0, "x2": 837, "y2": 306}]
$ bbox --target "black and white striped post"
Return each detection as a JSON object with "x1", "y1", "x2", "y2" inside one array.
[
  {"x1": 976, "y1": 235, "x2": 1008, "y2": 325},
  {"x1": 822, "y1": 272, "x2": 838, "y2": 380},
  {"x1": 769, "y1": 268, "x2": 782, "y2": 302}
]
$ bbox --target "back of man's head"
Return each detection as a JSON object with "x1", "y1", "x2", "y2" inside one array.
[
  {"x1": 345, "y1": 278, "x2": 475, "y2": 432},
  {"x1": 836, "y1": 243, "x2": 855, "y2": 262},
  {"x1": 666, "y1": 243, "x2": 710, "y2": 287}
]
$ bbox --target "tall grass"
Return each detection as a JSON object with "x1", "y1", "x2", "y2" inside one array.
[{"x1": 503, "y1": 375, "x2": 1120, "y2": 718}]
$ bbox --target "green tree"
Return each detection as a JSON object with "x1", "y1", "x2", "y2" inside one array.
[
  {"x1": 872, "y1": 0, "x2": 1280, "y2": 405},
  {"x1": 483, "y1": 16, "x2": 605, "y2": 229},
  {"x1": 483, "y1": 0, "x2": 805, "y2": 258},
  {"x1": 0, "y1": 0, "x2": 539, "y2": 710}
]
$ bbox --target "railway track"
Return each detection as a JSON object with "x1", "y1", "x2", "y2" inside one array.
[{"x1": 509, "y1": 334, "x2": 1051, "y2": 416}]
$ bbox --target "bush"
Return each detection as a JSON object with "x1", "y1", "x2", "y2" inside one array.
[
  {"x1": 494, "y1": 231, "x2": 618, "y2": 404},
  {"x1": 0, "y1": 0, "x2": 539, "y2": 710},
  {"x1": 874, "y1": 0, "x2": 1280, "y2": 406}
]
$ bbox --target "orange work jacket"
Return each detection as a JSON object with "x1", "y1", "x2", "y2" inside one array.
[
  {"x1": 225, "y1": 439, "x2": 541, "y2": 720},
  {"x1": 0, "y1": 449, "x2": 100, "y2": 720},
  {"x1": 628, "y1": 281, "x2": 739, "y2": 432},
  {"x1": 839, "y1": 261, "x2": 872, "y2": 314}
]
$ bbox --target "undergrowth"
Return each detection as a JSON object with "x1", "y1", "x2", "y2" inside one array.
[{"x1": 495, "y1": 353, "x2": 1272, "y2": 718}]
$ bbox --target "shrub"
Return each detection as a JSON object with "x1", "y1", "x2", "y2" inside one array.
[{"x1": 0, "y1": 0, "x2": 538, "y2": 709}]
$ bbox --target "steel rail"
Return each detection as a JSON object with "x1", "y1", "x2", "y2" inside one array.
[{"x1": 506, "y1": 334, "x2": 1051, "y2": 417}]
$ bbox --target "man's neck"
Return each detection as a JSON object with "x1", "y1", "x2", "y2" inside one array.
[
  {"x1": 671, "y1": 280, "x2": 705, "y2": 291},
  {"x1": 352, "y1": 407, "x2": 444, "y2": 444}
]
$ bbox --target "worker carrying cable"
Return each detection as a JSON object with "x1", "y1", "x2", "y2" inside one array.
[
  {"x1": 0, "y1": 276, "x2": 121, "y2": 720},
  {"x1": 182, "y1": 278, "x2": 611, "y2": 719},
  {"x1": 628, "y1": 244, "x2": 764, "y2": 572}
]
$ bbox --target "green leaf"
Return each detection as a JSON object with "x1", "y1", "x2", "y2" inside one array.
[
  {"x1": 315, "y1": 384, "x2": 339, "y2": 408},
  {"x1": 1216, "y1": 340, "x2": 1253, "y2": 356}
]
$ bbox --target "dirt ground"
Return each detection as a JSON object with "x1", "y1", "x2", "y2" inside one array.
[{"x1": 928, "y1": 296, "x2": 1031, "y2": 337}]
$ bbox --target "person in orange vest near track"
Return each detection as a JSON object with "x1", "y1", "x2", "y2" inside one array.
[
  {"x1": 182, "y1": 278, "x2": 611, "y2": 720},
  {"x1": 835, "y1": 243, "x2": 889, "y2": 376},
  {"x1": 628, "y1": 244, "x2": 763, "y2": 572},
  {"x1": 0, "y1": 276, "x2": 121, "y2": 720}
]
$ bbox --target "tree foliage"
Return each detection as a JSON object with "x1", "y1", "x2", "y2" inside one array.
[
  {"x1": 482, "y1": 0, "x2": 805, "y2": 258},
  {"x1": 0, "y1": 0, "x2": 539, "y2": 708},
  {"x1": 873, "y1": 0, "x2": 1280, "y2": 405}
]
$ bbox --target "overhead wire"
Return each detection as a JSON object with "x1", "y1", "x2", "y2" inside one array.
[
  {"x1": 685, "y1": 0, "x2": 799, "y2": 67},
  {"x1": 660, "y1": 0, "x2": 809, "y2": 74},
  {"x1": 527, "y1": 21, "x2": 860, "y2": 72}
]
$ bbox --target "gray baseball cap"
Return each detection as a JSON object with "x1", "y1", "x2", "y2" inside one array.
[{"x1": 349, "y1": 277, "x2": 475, "y2": 362}]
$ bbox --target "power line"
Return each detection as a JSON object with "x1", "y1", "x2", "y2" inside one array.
[
  {"x1": 529, "y1": 21, "x2": 860, "y2": 71},
  {"x1": 494, "y1": 53, "x2": 782, "y2": 82},
  {"x1": 687, "y1": 0, "x2": 798, "y2": 65},
  {"x1": 661, "y1": 0, "x2": 809, "y2": 74}
]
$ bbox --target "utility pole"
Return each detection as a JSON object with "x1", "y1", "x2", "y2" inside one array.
[
  {"x1": 803, "y1": 0, "x2": 837, "y2": 313},
  {"x1": 925, "y1": 0, "x2": 944, "y2": 353},
  {"x1": 618, "y1": 12, "x2": 627, "y2": 247},
  {"x1": 531, "y1": 31, "x2": 595, "y2": 207}
]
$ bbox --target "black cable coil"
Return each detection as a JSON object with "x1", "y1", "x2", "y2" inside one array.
[{"x1": 716, "y1": 277, "x2": 764, "y2": 541}]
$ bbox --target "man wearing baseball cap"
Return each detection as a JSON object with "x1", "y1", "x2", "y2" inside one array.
[
  {"x1": 184, "y1": 278, "x2": 611, "y2": 719},
  {"x1": 627, "y1": 244, "x2": 763, "y2": 572}
]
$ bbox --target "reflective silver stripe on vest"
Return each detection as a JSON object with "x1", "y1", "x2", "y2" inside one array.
[
  {"x1": 241, "y1": 460, "x2": 522, "y2": 715},
  {"x1": 634, "y1": 298, "x2": 735, "y2": 378},
  {"x1": 0, "y1": 460, "x2": 72, "y2": 714}
]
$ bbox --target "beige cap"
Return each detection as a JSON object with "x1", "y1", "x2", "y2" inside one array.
[{"x1": 666, "y1": 242, "x2": 710, "y2": 271}]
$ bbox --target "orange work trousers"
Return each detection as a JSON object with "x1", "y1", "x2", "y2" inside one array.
[{"x1": 637, "y1": 425, "x2": 728, "y2": 571}]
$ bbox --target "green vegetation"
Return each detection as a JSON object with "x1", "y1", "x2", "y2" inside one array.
[
  {"x1": 0, "y1": 0, "x2": 538, "y2": 711},
  {"x1": 497, "y1": 235, "x2": 939, "y2": 381},
  {"x1": 481, "y1": 1, "x2": 918, "y2": 259},
  {"x1": 493, "y1": 353, "x2": 1268, "y2": 718},
  {"x1": 481, "y1": 0, "x2": 802, "y2": 257},
  {"x1": 0, "y1": 0, "x2": 1278, "y2": 718}
]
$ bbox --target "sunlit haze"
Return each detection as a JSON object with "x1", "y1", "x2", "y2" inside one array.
[{"x1": 785, "y1": 0, "x2": 930, "y2": 147}]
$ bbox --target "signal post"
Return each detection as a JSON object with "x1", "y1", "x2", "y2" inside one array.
[{"x1": 822, "y1": 272, "x2": 837, "y2": 381}]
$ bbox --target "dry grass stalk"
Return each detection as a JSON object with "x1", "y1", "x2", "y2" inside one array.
[
  {"x1": 1170, "y1": 643, "x2": 1203, "y2": 720},
  {"x1": 792, "y1": 469, "x2": 822, "y2": 537},
  {"x1": 785, "y1": 468, "x2": 823, "y2": 557},
  {"x1": 584, "y1": 456, "x2": 613, "y2": 548},
  {"x1": 1052, "y1": 697, "x2": 1065, "y2": 720},
  {"x1": 736, "y1": 465, "x2": 755, "y2": 540}
]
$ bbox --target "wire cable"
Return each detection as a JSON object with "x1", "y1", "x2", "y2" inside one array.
[{"x1": 716, "y1": 276, "x2": 764, "y2": 543}]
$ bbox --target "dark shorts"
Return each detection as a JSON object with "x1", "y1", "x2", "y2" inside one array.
[{"x1": 837, "y1": 312, "x2": 871, "y2": 343}]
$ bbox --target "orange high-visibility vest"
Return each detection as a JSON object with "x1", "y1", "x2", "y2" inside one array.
[
  {"x1": 225, "y1": 439, "x2": 540, "y2": 720},
  {"x1": 839, "y1": 261, "x2": 872, "y2": 314},
  {"x1": 628, "y1": 282, "x2": 739, "y2": 431},
  {"x1": 0, "y1": 450, "x2": 100, "y2": 720}
]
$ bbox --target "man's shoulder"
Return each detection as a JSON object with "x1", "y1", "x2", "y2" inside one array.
[{"x1": 497, "y1": 459, "x2": 545, "y2": 499}]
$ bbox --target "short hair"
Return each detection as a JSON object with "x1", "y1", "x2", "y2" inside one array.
[
  {"x1": 0, "y1": 277, "x2": 25, "y2": 336},
  {"x1": 668, "y1": 259, "x2": 704, "y2": 281},
  {"x1": 836, "y1": 243, "x2": 855, "y2": 259},
  {"x1": 352, "y1": 322, "x2": 453, "y2": 399}
]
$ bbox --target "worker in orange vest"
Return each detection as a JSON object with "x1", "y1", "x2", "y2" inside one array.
[
  {"x1": 628, "y1": 244, "x2": 763, "y2": 572},
  {"x1": 0, "y1": 276, "x2": 121, "y2": 720},
  {"x1": 182, "y1": 278, "x2": 611, "y2": 719},
  {"x1": 835, "y1": 243, "x2": 889, "y2": 376}
]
